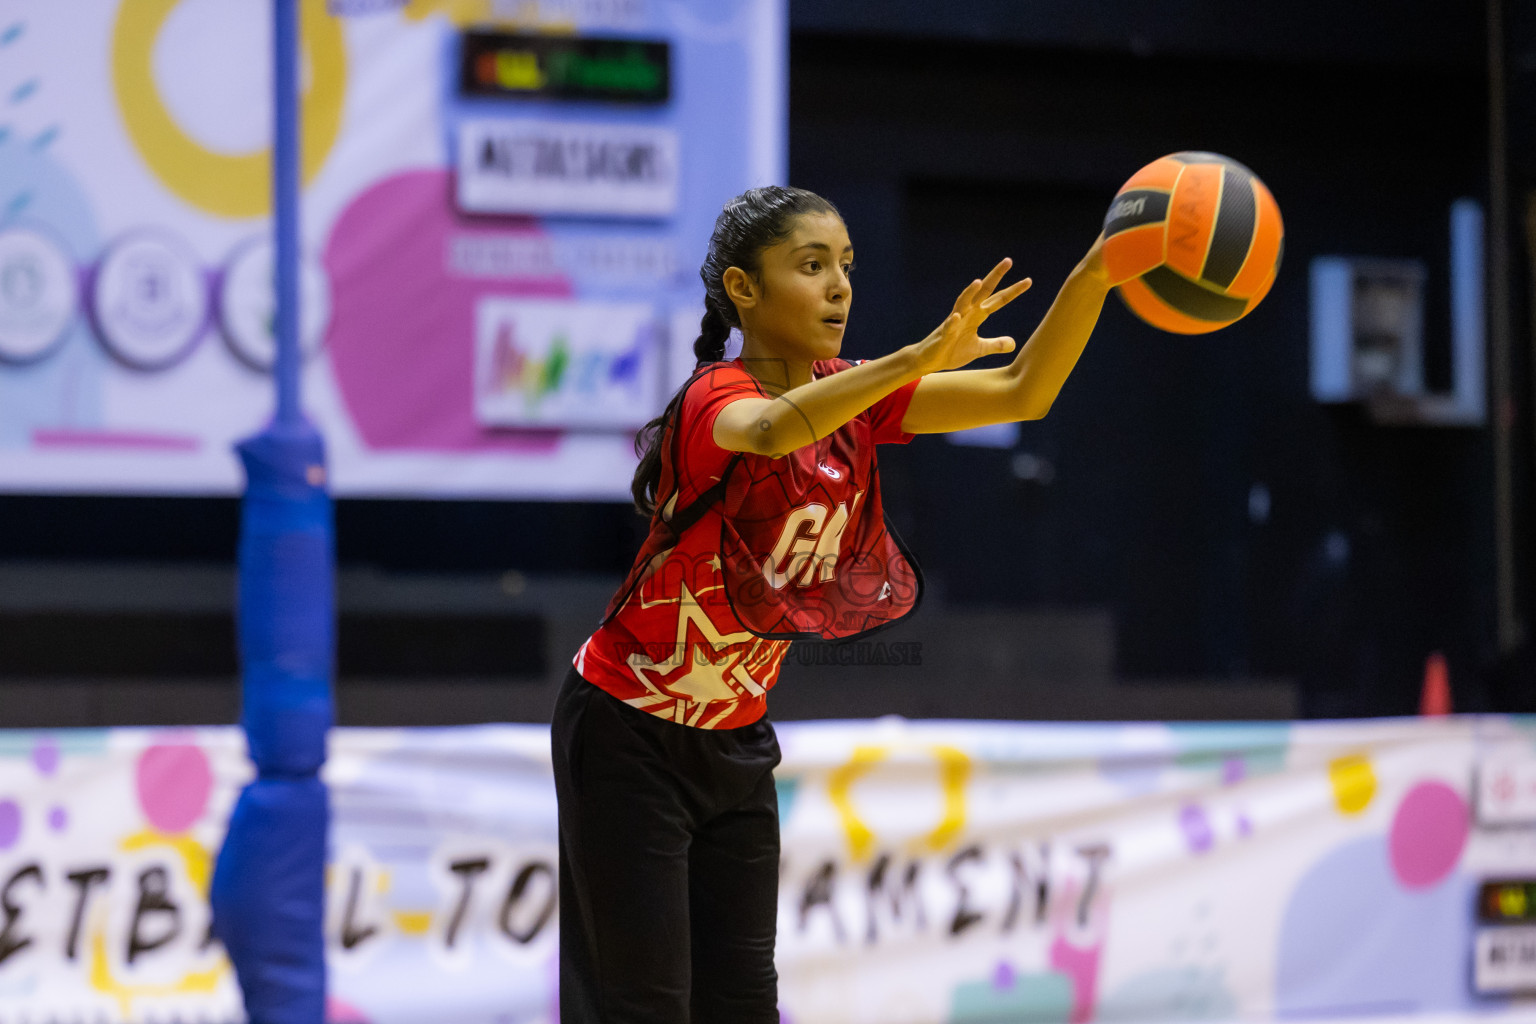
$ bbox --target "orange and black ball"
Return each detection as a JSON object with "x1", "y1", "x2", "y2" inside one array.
[{"x1": 1102, "y1": 152, "x2": 1283, "y2": 334}]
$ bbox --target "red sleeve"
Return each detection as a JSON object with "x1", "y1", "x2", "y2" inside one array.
[
  {"x1": 673, "y1": 362, "x2": 763, "y2": 503},
  {"x1": 844, "y1": 358, "x2": 920, "y2": 445}
]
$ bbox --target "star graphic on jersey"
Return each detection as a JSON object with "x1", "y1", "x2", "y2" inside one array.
[{"x1": 625, "y1": 581, "x2": 767, "y2": 702}]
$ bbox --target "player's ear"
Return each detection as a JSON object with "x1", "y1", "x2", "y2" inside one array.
[{"x1": 723, "y1": 266, "x2": 757, "y2": 311}]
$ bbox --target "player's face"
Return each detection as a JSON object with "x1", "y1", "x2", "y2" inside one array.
[{"x1": 751, "y1": 211, "x2": 853, "y2": 362}]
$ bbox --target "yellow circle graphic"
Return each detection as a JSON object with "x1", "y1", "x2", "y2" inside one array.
[
  {"x1": 827, "y1": 743, "x2": 971, "y2": 863},
  {"x1": 1328, "y1": 753, "x2": 1377, "y2": 815},
  {"x1": 112, "y1": 0, "x2": 347, "y2": 219}
]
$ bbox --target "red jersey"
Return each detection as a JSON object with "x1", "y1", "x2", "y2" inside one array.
[{"x1": 573, "y1": 357, "x2": 923, "y2": 729}]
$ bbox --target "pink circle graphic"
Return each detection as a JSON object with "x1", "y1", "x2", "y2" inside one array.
[
  {"x1": 135, "y1": 743, "x2": 213, "y2": 833},
  {"x1": 1388, "y1": 780, "x2": 1468, "y2": 890},
  {"x1": 324, "y1": 169, "x2": 572, "y2": 453},
  {"x1": 326, "y1": 995, "x2": 371, "y2": 1024}
]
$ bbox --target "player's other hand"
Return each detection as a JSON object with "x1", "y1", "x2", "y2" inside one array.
[{"x1": 914, "y1": 258, "x2": 1032, "y2": 375}]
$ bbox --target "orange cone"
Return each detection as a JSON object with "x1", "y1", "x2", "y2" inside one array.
[{"x1": 1419, "y1": 651, "x2": 1452, "y2": 716}]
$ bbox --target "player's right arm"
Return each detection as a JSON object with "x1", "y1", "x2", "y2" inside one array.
[
  {"x1": 710, "y1": 350, "x2": 925, "y2": 458},
  {"x1": 712, "y1": 261, "x2": 1030, "y2": 458}
]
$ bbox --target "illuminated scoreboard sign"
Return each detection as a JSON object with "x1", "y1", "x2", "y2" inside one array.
[
  {"x1": 1476, "y1": 879, "x2": 1536, "y2": 995},
  {"x1": 460, "y1": 32, "x2": 671, "y2": 104},
  {"x1": 1481, "y1": 880, "x2": 1536, "y2": 923}
]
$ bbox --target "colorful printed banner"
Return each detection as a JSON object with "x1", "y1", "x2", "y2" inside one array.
[
  {"x1": 0, "y1": 0, "x2": 782, "y2": 497},
  {"x1": 0, "y1": 717, "x2": 1533, "y2": 1023}
]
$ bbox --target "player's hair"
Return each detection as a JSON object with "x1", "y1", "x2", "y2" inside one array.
[{"x1": 630, "y1": 186, "x2": 841, "y2": 517}]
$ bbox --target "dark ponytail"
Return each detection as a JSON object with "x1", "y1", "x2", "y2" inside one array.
[
  {"x1": 692, "y1": 304, "x2": 732, "y2": 367},
  {"x1": 630, "y1": 185, "x2": 841, "y2": 517}
]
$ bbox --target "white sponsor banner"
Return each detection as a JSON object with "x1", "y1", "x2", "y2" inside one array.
[
  {"x1": 0, "y1": 717, "x2": 1533, "y2": 1023},
  {"x1": 1476, "y1": 927, "x2": 1536, "y2": 995},
  {"x1": 457, "y1": 119, "x2": 681, "y2": 218}
]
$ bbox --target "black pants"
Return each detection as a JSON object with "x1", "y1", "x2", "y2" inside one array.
[{"x1": 551, "y1": 666, "x2": 782, "y2": 1024}]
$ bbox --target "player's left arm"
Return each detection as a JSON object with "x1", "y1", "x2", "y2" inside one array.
[{"x1": 900, "y1": 236, "x2": 1111, "y2": 434}]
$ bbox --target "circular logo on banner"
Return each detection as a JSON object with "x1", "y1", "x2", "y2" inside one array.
[
  {"x1": 91, "y1": 231, "x2": 210, "y2": 370},
  {"x1": 218, "y1": 237, "x2": 332, "y2": 371},
  {"x1": 0, "y1": 226, "x2": 79, "y2": 364},
  {"x1": 111, "y1": 0, "x2": 347, "y2": 219}
]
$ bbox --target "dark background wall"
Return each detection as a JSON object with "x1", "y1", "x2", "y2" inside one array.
[
  {"x1": 2, "y1": 0, "x2": 1529, "y2": 722},
  {"x1": 785, "y1": 27, "x2": 1493, "y2": 716},
  {"x1": 788, "y1": 0, "x2": 1483, "y2": 66}
]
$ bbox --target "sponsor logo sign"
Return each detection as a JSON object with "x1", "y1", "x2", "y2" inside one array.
[
  {"x1": 459, "y1": 31, "x2": 669, "y2": 104},
  {"x1": 90, "y1": 232, "x2": 208, "y2": 370},
  {"x1": 456, "y1": 118, "x2": 680, "y2": 218},
  {"x1": 217, "y1": 238, "x2": 332, "y2": 372},
  {"x1": 474, "y1": 297, "x2": 659, "y2": 428},
  {"x1": 0, "y1": 227, "x2": 78, "y2": 364},
  {"x1": 1478, "y1": 754, "x2": 1536, "y2": 826}
]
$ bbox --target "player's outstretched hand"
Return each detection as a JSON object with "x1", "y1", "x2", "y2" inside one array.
[{"x1": 914, "y1": 258, "x2": 1032, "y2": 375}]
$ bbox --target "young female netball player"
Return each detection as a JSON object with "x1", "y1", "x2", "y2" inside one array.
[{"x1": 552, "y1": 186, "x2": 1109, "y2": 1023}]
